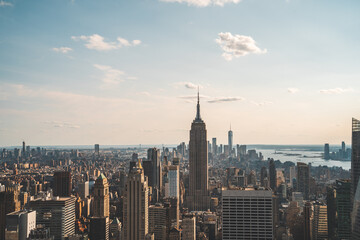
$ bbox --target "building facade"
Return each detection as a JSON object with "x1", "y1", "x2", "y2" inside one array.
[{"x1": 93, "y1": 173, "x2": 110, "y2": 218}]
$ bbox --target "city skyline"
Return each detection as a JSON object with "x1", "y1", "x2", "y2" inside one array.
[{"x1": 1, "y1": 0, "x2": 360, "y2": 146}]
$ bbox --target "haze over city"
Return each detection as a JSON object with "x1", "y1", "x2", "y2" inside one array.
[{"x1": 1, "y1": 0, "x2": 360, "y2": 146}]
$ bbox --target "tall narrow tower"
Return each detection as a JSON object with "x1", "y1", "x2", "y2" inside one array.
[
  {"x1": 93, "y1": 173, "x2": 110, "y2": 217},
  {"x1": 186, "y1": 90, "x2": 209, "y2": 211},
  {"x1": 228, "y1": 125, "x2": 233, "y2": 157},
  {"x1": 123, "y1": 160, "x2": 149, "y2": 240}
]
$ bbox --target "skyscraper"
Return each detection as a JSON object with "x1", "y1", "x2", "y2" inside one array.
[
  {"x1": 212, "y1": 138, "x2": 217, "y2": 156},
  {"x1": 336, "y1": 179, "x2": 351, "y2": 239},
  {"x1": 93, "y1": 173, "x2": 110, "y2": 217},
  {"x1": 324, "y1": 143, "x2": 330, "y2": 160},
  {"x1": 95, "y1": 144, "x2": 100, "y2": 155},
  {"x1": 297, "y1": 162, "x2": 310, "y2": 200},
  {"x1": 228, "y1": 126, "x2": 233, "y2": 157},
  {"x1": 123, "y1": 160, "x2": 149, "y2": 240},
  {"x1": 147, "y1": 147, "x2": 162, "y2": 202},
  {"x1": 165, "y1": 165, "x2": 179, "y2": 198},
  {"x1": 187, "y1": 90, "x2": 210, "y2": 211},
  {"x1": 222, "y1": 188, "x2": 274, "y2": 239},
  {"x1": 29, "y1": 196, "x2": 76, "y2": 240},
  {"x1": 54, "y1": 171, "x2": 72, "y2": 197},
  {"x1": 352, "y1": 118, "x2": 360, "y2": 200},
  {"x1": 5, "y1": 210, "x2": 36, "y2": 240},
  {"x1": 269, "y1": 159, "x2": 276, "y2": 191}
]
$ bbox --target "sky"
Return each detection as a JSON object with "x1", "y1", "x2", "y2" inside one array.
[{"x1": 0, "y1": 0, "x2": 360, "y2": 146}]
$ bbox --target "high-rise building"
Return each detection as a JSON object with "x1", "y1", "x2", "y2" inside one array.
[
  {"x1": 335, "y1": 179, "x2": 351, "y2": 239},
  {"x1": 146, "y1": 148, "x2": 162, "y2": 202},
  {"x1": 22, "y1": 141, "x2": 26, "y2": 158},
  {"x1": 324, "y1": 143, "x2": 330, "y2": 160},
  {"x1": 304, "y1": 202, "x2": 312, "y2": 240},
  {"x1": 228, "y1": 126, "x2": 233, "y2": 157},
  {"x1": 0, "y1": 185, "x2": 21, "y2": 239},
  {"x1": 149, "y1": 204, "x2": 167, "y2": 240},
  {"x1": 93, "y1": 173, "x2": 110, "y2": 218},
  {"x1": 269, "y1": 159, "x2": 276, "y2": 191},
  {"x1": 260, "y1": 167, "x2": 268, "y2": 187},
  {"x1": 89, "y1": 216, "x2": 109, "y2": 240},
  {"x1": 54, "y1": 171, "x2": 72, "y2": 197},
  {"x1": 29, "y1": 196, "x2": 76, "y2": 240},
  {"x1": 186, "y1": 91, "x2": 210, "y2": 211},
  {"x1": 326, "y1": 186, "x2": 336, "y2": 239},
  {"x1": 165, "y1": 165, "x2": 179, "y2": 199},
  {"x1": 212, "y1": 138, "x2": 217, "y2": 156},
  {"x1": 123, "y1": 160, "x2": 149, "y2": 240},
  {"x1": 352, "y1": 178, "x2": 360, "y2": 239},
  {"x1": 78, "y1": 181, "x2": 89, "y2": 199},
  {"x1": 95, "y1": 144, "x2": 100, "y2": 155},
  {"x1": 297, "y1": 162, "x2": 310, "y2": 200},
  {"x1": 222, "y1": 188, "x2": 274, "y2": 239},
  {"x1": 5, "y1": 210, "x2": 36, "y2": 240},
  {"x1": 181, "y1": 215, "x2": 196, "y2": 240},
  {"x1": 312, "y1": 203, "x2": 328, "y2": 240},
  {"x1": 352, "y1": 118, "x2": 360, "y2": 200},
  {"x1": 289, "y1": 166, "x2": 296, "y2": 188}
]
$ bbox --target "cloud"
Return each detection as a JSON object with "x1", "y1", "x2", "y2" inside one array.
[
  {"x1": 251, "y1": 101, "x2": 273, "y2": 107},
  {"x1": 52, "y1": 47, "x2": 73, "y2": 54},
  {"x1": 208, "y1": 97, "x2": 245, "y2": 103},
  {"x1": 43, "y1": 121, "x2": 80, "y2": 129},
  {"x1": 159, "y1": 0, "x2": 241, "y2": 7},
  {"x1": 137, "y1": 91, "x2": 151, "y2": 97},
  {"x1": 178, "y1": 94, "x2": 209, "y2": 100},
  {"x1": 319, "y1": 88, "x2": 354, "y2": 94},
  {"x1": 215, "y1": 32, "x2": 267, "y2": 61},
  {"x1": 71, "y1": 34, "x2": 141, "y2": 51},
  {"x1": 287, "y1": 88, "x2": 299, "y2": 94},
  {"x1": 0, "y1": 1, "x2": 13, "y2": 7},
  {"x1": 174, "y1": 82, "x2": 201, "y2": 89},
  {"x1": 93, "y1": 64, "x2": 125, "y2": 87}
]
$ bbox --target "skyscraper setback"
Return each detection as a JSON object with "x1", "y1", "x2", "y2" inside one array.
[{"x1": 186, "y1": 91, "x2": 210, "y2": 211}]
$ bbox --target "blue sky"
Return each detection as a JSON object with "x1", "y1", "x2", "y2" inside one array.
[{"x1": 0, "y1": 0, "x2": 360, "y2": 146}]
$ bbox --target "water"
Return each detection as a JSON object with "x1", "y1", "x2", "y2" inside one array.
[{"x1": 248, "y1": 145, "x2": 351, "y2": 170}]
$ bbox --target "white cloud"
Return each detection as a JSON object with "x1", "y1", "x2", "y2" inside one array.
[
  {"x1": 159, "y1": 0, "x2": 240, "y2": 7},
  {"x1": 0, "y1": 1, "x2": 13, "y2": 7},
  {"x1": 174, "y1": 82, "x2": 202, "y2": 89},
  {"x1": 208, "y1": 96, "x2": 245, "y2": 103},
  {"x1": 93, "y1": 64, "x2": 125, "y2": 87},
  {"x1": 137, "y1": 91, "x2": 151, "y2": 97},
  {"x1": 52, "y1": 47, "x2": 73, "y2": 54},
  {"x1": 251, "y1": 101, "x2": 273, "y2": 107},
  {"x1": 43, "y1": 121, "x2": 80, "y2": 129},
  {"x1": 319, "y1": 88, "x2": 354, "y2": 94},
  {"x1": 71, "y1": 34, "x2": 141, "y2": 51},
  {"x1": 216, "y1": 32, "x2": 267, "y2": 61},
  {"x1": 287, "y1": 88, "x2": 299, "y2": 94},
  {"x1": 178, "y1": 94, "x2": 209, "y2": 100}
]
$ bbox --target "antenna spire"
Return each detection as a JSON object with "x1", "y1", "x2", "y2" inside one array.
[{"x1": 196, "y1": 86, "x2": 201, "y2": 120}]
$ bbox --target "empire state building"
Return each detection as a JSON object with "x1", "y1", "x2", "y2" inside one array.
[{"x1": 186, "y1": 91, "x2": 210, "y2": 211}]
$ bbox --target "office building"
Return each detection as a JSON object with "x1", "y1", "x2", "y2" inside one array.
[
  {"x1": 212, "y1": 138, "x2": 217, "y2": 156},
  {"x1": 29, "y1": 196, "x2": 76, "y2": 240},
  {"x1": 228, "y1": 126, "x2": 233, "y2": 157},
  {"x1": 149, "y1": 204, "x2": 167, "y2": 240},
  {"x1": 144, "y1": 148, "x2": 162, "y2": 202},
  {"x1": 289, "y1": 166, "x2": 296, "y2": 188},
  {"x1": 324, "y1": 143, "x2": 330, "y2": 160},
  {"x1": 165, "y1": 165, "x2": 179, "y2": 198},
  {"x1": 336, "y1": 179, "x2": 351, "y2": 240},
  {"x1": 89, "y1": 216, "x2": 109, "y2": 240},
  {"x1": 78, "y1": 181, "x2": 89, "y2": 200},
  {"x1": 312, "y1": 203, "x2": 328, "y2": 240},
  {"x1": 93, "y1": 173, "x2": 110, "y2": 217},
  {"x1": 352, "y1": 118, "x2": 360, "y2": 200},
  {"x1": 181, "y1": 215, "x2": 196, "y2": 240},
  {"x1": 54, "y1": 171, "x2": 72, "y2": 197},
  {"x1": 0, "y1": 185, "x2": 21, "y2": 239},
  {"x1": 297, "y1": 162, "x2": 310, "y2": 200},
  {"x1": 5, "y1": 210, "x2": 36, "y2": 240},
  {"x1": 95, "y1": 144, "x2": 100, "y2": 155},
  {"x1": 269, "y1": 159, "x2": 276, "y2": 191},
  {"x1": 123, "y1": 160, "x2": 149, "y2": 240},
  {"x1": 222, "y1": 188, "x2": 273, "y2": 240},
  {"x1": 187, "y1": 91, "x2": 210, "y2": 211}
]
